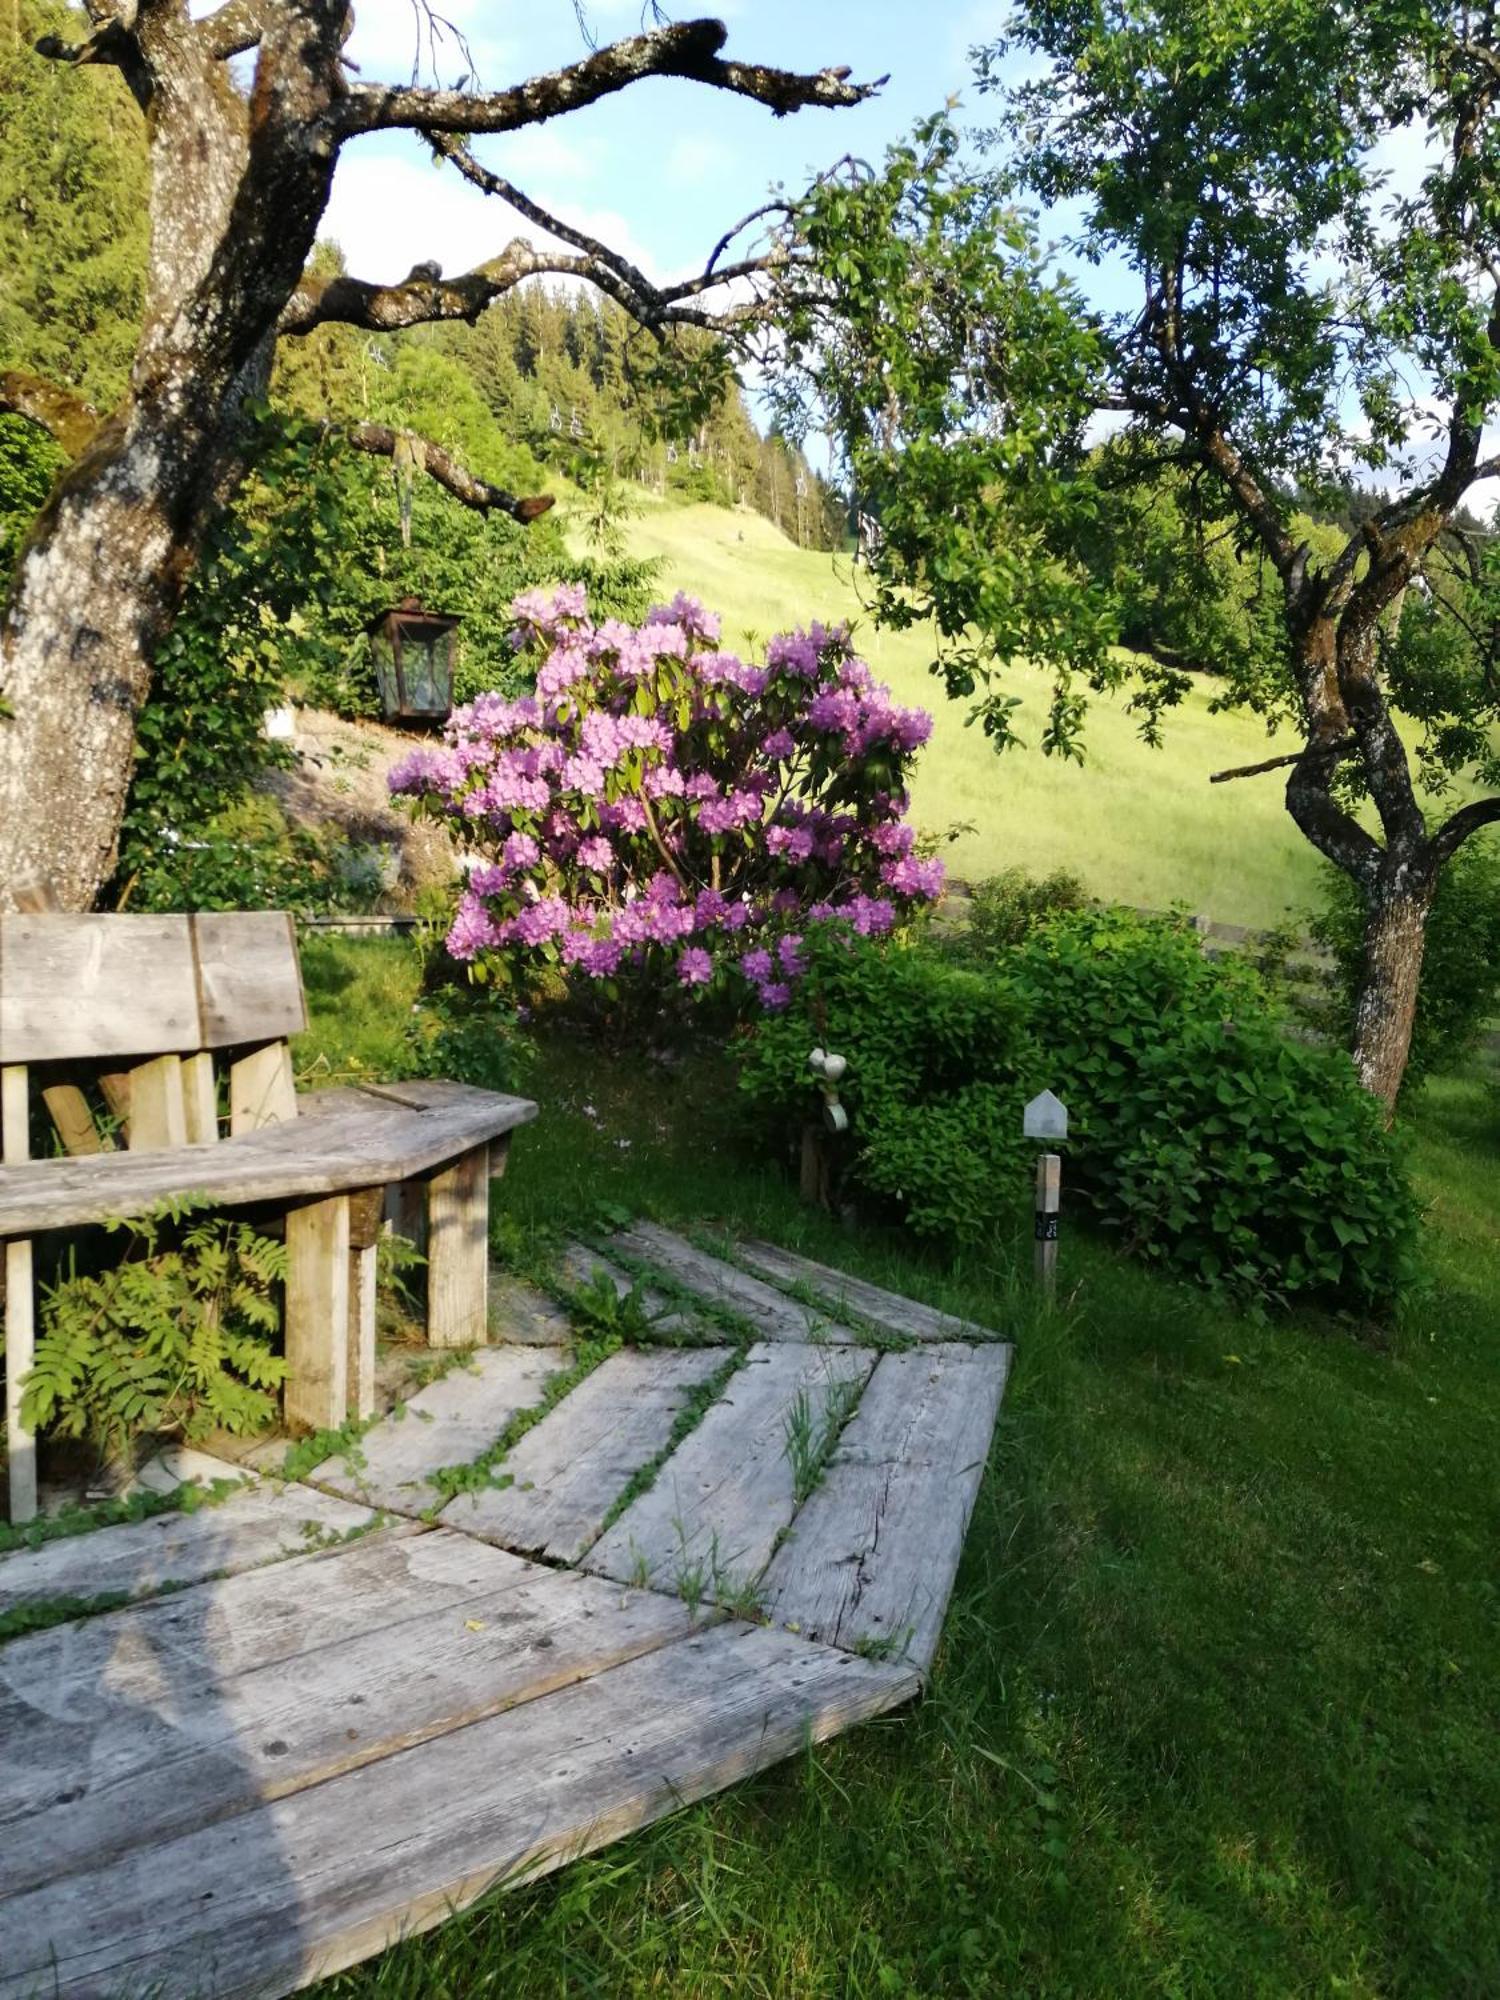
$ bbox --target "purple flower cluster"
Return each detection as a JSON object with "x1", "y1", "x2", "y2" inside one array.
[{"x1": 390, "y1": 587, "x2": 945, "y2": 1002}]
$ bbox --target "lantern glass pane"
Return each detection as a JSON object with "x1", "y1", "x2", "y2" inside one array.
[
  {"x1": 403, "y1": 628, "x2": 443, "y2": 711},
  {"x1": 370, "y1": 625, "x2": 401, "y2": 718}
]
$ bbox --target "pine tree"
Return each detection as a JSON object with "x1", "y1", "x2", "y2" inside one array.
[{"x1": 0, "y1": 0, "x2": 147, "y2": 407}]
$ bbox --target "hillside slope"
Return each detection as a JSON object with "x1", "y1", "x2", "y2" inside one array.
[{"x1": 619, "y1": 496, "x2": 1327, "y2": 929}]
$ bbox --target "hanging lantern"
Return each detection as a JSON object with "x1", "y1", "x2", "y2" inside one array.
[{"x1": 367, "y1": 597, "x2": 461, "y2": 724}]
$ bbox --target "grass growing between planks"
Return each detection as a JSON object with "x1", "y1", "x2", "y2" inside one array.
[{"x1": 302, "y1": 950, "x2": 1500, "y2": 1999}]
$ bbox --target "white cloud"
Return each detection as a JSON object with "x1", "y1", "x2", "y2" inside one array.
[
  {"x1": 500, "y1": 125, "x2": 605, "y2": 185},
  {"x1": 322, "y1": 142, "x2": 662, "y2": 285},
  {"x1": 664, "y1": 134, "x2": 735, "y2": 188},
  {"x1": 341, "y1": 0, "x2": 517, "y2": 92}
]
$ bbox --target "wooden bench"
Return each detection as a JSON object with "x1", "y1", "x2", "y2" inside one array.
[{"x1": 0, "y1": 912, "x2": 537, "y2": 1524}]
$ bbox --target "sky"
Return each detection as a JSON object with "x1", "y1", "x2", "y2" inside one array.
[
  {"x1": 314, "y1": 3, "x2": 1498, "y2": 514},
  {"x1": 322, "y1": 2, "x2": 1014, "y2": 291}
]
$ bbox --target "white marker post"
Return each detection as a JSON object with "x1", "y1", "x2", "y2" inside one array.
[{"x1": 1022, "y1": 1089, "x2": 1069, "y2": 1302}]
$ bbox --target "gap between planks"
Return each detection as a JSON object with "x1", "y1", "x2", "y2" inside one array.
[
  {"x1": 443, "y1": 1344, "x2": 733, "y2": 1563},
  {"x1": 761, "y1": 1342, "x2": 1012, "y2": 1674},
  {"x1": 585, "y1": 1341, "x2": 874, "y2": 1598}
]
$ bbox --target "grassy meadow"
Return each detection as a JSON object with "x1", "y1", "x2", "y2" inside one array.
[
  {"x1": 609, "y1": 494, "x2": 1498, "y2": 934},
  {"x1": 296, "y1": 940, "x2": 1500, "y2": 2000}
]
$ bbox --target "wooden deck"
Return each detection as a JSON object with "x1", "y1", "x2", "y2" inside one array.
[{"x1": 0, "y1": 1232, "x2": 1009, "y2": 1998}]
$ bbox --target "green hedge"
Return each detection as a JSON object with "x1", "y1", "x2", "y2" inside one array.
[{"x1": 739, "y1": 913, "x2": 1420, "y2": 1316}]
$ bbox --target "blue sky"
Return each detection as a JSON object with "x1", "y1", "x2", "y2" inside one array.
[{"x1": 324, "y1": 3, "x2": 1014, "y2": 289}]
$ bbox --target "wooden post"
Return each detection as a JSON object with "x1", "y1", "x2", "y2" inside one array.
[
  {"x1": 127, "y1": 1054, "x2": 188, "y2": 1152},
  {"x1": 1034, "y1": 1152, "x2": 1061, "y2": 1303},
  {"x1": 2, "y1": 1063, "x2": 37, "y2": 1523},
  {"x1": 426, "y1": 1144, "x2": 490, "y2": 1349},
  {"x1": 346, "y1": 1189, "x2": 384, "y2": 1424},
  {"x1": 229, "y1": 1041, "x2": 296, "y2": 1136},
  {"x1": 285, "y1": 1194, "x2": 351, "y2": 1433},
  {"x1": 799, "y1": 1123, "x2": 829, "y2": 1207},
  {"x1": 182, "y1": 1051, "x2": 219, "y2": 1145}
]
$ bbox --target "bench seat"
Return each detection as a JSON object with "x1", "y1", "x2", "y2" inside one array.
[
  {"x1": 0, "y1": 1081, "x2": 536, "y2": 1240},
  {"x1": 2, "y1": 910, "x2": 540, "y2": 1523}
]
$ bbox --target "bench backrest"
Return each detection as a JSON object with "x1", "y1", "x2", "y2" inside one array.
[{"x1": 0, "y1": 912, "x2": 308, "y2": 1160}]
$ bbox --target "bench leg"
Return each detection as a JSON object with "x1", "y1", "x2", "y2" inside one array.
[
  {"x1": 347, "y1": 1246, "x2": 378, "y2": 1422},
  {"x1": 345, "y1": 1188, "x2": 384, "y2": 1425},
  {"x1": 285, "y1": 1195, "x2": 351, "y2": 1433},
  {"x1": 426, "y1": 1144, "x2": 490, "y2": 1349},
  {"x1": 4, "y1": 1238, "x2": 37, "y2": 1525}
]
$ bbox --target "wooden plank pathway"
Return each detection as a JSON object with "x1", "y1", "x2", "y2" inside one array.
[
  {"x1": 610, "y1": 1221, "x2": 860, "y2": 1342},
  {"x1": 444, "y1": 1344, "x2": 730, "y2": 1562},
  {"x1": 586, "y1": 1341, "x2": 874, "y2": 1598},
  {"x1": 762, "y1": 1343, "x2": 1011, "y2": 1668},
  {"x1": 312, "y1": 1343, "x2": 568, "y2": 1517},
  {"x1": 0, "y1": 1474, "x2": 378, "y2": 1616},
  {"x1": 736, "y1": 1238, "x2": 1001, "y2": 1345},
  {"x1": 0, "y1": 1227, "x2": 1010, "y2": 1998}
]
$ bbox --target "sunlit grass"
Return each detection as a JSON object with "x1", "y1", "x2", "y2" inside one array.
[
  {"x1": 302, "y1": 945, "x2": 1500, "y2": 2000},
  {"x1": 615, "y1": 494, "x2": 1492, "y2": 935}
]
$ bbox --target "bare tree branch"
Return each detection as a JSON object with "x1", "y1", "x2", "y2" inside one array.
[
  {"x1": 427, "y1": 135, "x2": 662, "y2": 307},
  {"x1": 197, "y1": 0, "x2": 265, "y2": 61},
  {"x1": 1430, "y1": 791, "x2": 1500, "y2": 863},
  {"x1": 331, "y1": 422, "x2": 556, "y2": 520},
  {"x1": 0, "y1": 370, "x2": 101, "y2": 455},
  {"x1": 424, "y1": 136, "x2": 779, "y2": 323},
  {"x1": 33, "y1": 16, "x2": 152, "y2": 105},
  {"x1": 336, "y1": 18, "x2": 878, "y2": 136},
  {"x1": 1209, "y1": 740, "x2": 1354, "y2": 784}
]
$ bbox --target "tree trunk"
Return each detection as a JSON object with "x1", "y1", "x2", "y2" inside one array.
[
  {"x1": 0, "y1": 378, "x2": 260, "y2": 907},
  {"x1": 0, "y1": 2, "x2": 340, "y2": 910},
  {"x1": 1349, "y1": 864, "x2": 1436, "y2": 1113}
]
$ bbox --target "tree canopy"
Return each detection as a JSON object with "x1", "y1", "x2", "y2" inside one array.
[{"x1": 772, "y1": 5, "x2": 1500, "y2": 1102}]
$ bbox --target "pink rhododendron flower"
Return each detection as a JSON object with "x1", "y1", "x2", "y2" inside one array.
[{"x1": 390, "y1": 585, "x2": 940, "y2": 1007}]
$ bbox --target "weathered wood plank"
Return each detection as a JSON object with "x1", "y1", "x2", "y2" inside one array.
[
  {"x1": 444, "y1": 1346, "x2": 732, "y2": 1562},
  {"x1": 0, "y1": 915, "x2": 201, "y2": 1065},
  {"x1": 761, "y1": 1343, "x2": 1011, "y2": 1673},
  {"x1": 285, "y1": 1195, "x2": 350, "y2": 1433},
  {"x1": 347, "y1": 1242, "x2": 378, "y2": 1423},
  {"x1": 0, "y1": 1551, "x2": 695, "y2": 1898},
  {"x1": 127, "y1": 1052, "x2": 188, "y2": 1152},
  {"x1": 40, "y1": 1082, "x2": 108, "y2": 1157},
  {"x1": 560, "y1": 1242, "x2": 699, "y2": 1337},
  {"x1": 489, "y1": 1271, "x2": 574, "y2": 1346},
  {"x1": 96, "y1": 1069, "x2": 132, "y2": 1144},
  {"x1": 193, "y1": 911, "x2": 308, "y2": 1049},
  {"x1": 2, "y1": 1523, "x2": 495, "y2": 1683},
  {"x1": 737, "y1": 1240, "x2": 1002, "y2": 1345},
  {"x1": 2, "y1": 1062, "x2": 36, "y2": 1525},
  {"x1": 183, "y1": 1049, "x2": 220, "y2": 1146},
  {"x1": 610, "y1": 1223, "x2": 857, "y2": 1343},
  {"x1": 0, "y1": 1621, "x2": 916, "y2": 2000},
  {"x1": 313, "y1": 1344, "x2": 568, "y2": 1517},
  {"x1": 0, "y1": 1084, "x2": 538, "y2": 1239},
  {"x1": 229, "y1": 1039, "x2": 297, "y2": 1136},
  {"x1": 0, "y1": 1475, "x2": 379, "y2": 1616},
  {"x1": 586, "y1": 1341, "x2": 873, "y2": 1599},
  {"x1": 426, "y1": 1144, "x2": 489, "y2": 1348}
]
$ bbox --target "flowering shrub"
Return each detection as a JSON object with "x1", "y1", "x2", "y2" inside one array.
[{"x1": 390, "y1": 586, "x2": 945, "y2": 1007}]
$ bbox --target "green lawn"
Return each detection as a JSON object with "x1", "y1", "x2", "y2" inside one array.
[{"x1": 305, "y1": 940, "x2": 1500, "y2": 2000}]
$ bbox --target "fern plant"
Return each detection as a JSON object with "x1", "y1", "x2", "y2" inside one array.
[{"x1": 21, "y1": 1197, "x2": 288, "y2": 1456}]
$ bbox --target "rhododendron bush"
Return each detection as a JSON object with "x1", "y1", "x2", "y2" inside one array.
[{"x1": 389, "y1": 586, "x2": 944, "y2": 1007}]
